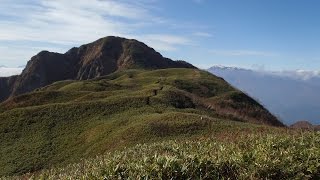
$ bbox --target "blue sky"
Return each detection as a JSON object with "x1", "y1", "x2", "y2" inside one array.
[{"x1": 0, "y1": 0, "x2": 320, "y2": 71}]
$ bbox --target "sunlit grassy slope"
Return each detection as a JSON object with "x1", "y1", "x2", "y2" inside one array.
[
  {"x1": 0, "y1": 68, "x2": 283, "y2": 176},
  {"x1": 13, "y1": 132, "x2": 320, "y2": 180}
]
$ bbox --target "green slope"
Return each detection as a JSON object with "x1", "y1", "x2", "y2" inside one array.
[
  {"x1": 0, "y1": 68, "x2": 283, "y2": 176},
  {"x1": 14, "y1": 132, "x2": 320, "y2": 180}
]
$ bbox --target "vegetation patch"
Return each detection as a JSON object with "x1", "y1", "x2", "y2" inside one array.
[
  {"x1": 0, "y1": 68, "x2": 283, "y2": 176},
  {"x1": 8, "y1": 132, "x2": 320, "y2": 180}
]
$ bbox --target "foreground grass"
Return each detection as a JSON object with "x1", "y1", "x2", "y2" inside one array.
[{"x1": 9, "y1": 131, "x2": 319, "y2": 180}]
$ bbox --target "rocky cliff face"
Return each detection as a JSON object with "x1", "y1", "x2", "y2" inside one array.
[
  {"x1": 0, "y1": 36, "x2": 195, "y2": 102},
  {"x1": 10, "y1": 51, "x2": 77, "y2": 97}
]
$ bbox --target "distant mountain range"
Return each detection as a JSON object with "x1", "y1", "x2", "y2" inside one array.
[{"x1": 208, "y1": 66, "x2": 320, "y2": 125}]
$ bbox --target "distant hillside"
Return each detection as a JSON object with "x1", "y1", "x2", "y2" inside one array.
[
  {"x1": 208, "y1": 66, "x2": 320, "y2": 125},
  {"x1": 0, "y1": 68, "x2": 283, "y2": 176},
  {"x1": 0, "y1": 36, "x2": 194, "y2": 102},
  {"x1": 290, "y1": 121, "x2": 314, "y2": 129},
  {"x1": 290, "y1": 121, "x2": 320, "y2": 131}
]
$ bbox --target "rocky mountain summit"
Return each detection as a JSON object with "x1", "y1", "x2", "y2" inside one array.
[{"x1": 0, "y1": 36, "x2": 194, "y2": 102}]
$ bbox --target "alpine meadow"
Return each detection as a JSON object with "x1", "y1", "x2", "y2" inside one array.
[{"x1": 0, "y1": 1, "x2": 320, "y2": 179}]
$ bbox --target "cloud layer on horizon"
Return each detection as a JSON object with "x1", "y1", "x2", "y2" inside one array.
[
  {"x1": 0, "y1": 66, "x2": 23, "y2": 77},
  {"x1": 209, "y1": 65, "x2": 320, "y2": 81}
]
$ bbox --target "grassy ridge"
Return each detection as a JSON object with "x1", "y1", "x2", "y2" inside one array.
[
  {"x1": 0, "y1": 68, "x2": 282, "y2": 176},
  {"x1": 10, "y1": 131, "x2": 320, "y2": 179}
]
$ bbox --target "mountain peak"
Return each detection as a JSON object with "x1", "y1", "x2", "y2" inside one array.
[{"x1": 0, "y1": 36, "x2": 195, "y2": 102}]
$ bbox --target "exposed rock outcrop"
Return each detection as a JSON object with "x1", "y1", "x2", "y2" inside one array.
[{"x1": 0, "y1": 36, "x2": 195, "y2": 102}]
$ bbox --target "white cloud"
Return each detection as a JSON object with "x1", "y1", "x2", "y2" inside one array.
[
  {"x1": 0, "y1": 67, "x2": 23, "y2": 77},
  {"x1": 193, "y1": 32, "x2": 213, "y2": 37},
  {"x1": 122, "y1": 34, "x2": 191, "y2": 52},
  {"x1": 193, "y1": 63, "x2": 216, "y2": 69},
  {"x1": 209, "y1": 64, "x2": 320, "y2": 80},
  {"x1": 209, "y1": 50, "x2": 277, "y2": 57},
  {"x1": 0, "y1": 0, "x2": 196, "y2": 66},
  {"x1": 272, "y1": 70, "x2": 320, "y2": 80},
  {"x1": 0, "y1": 0, "x2": 144, "y2": 44},
  {"x1": 143, "y1": 34, "x2": 190, "y2": 45}
]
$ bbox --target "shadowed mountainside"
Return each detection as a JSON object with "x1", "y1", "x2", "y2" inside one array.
[{"x1": 0, "y1": 76, "x2": 18, "y2": 101}]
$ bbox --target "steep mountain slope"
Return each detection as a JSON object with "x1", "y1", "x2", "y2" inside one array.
[
  {"x1": 0, "y1": 68, "x2": 283, "y2": 176},
  {"x1": 208, "y1": 66, "x2": 320, "y2": 125},
  {"x1": 0, "y1": 36, "x2": 194, "y2": 102}
]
